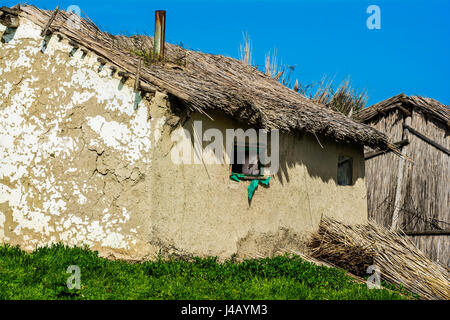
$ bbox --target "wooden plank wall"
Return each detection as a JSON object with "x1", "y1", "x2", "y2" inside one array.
[
  {"x1": 408, "y1": 235, "x2": 449, "y2": 266},
  {"x1": 365, "y1": 109, "x2": 449, "y2": 266},
  {"x1": 365, "y1": 110, "x2": 403, "y2": 226},
  {"x1": 401, "y1": 110, "x2": 449, "y2": 231},
  {"x1": 401, "y1": 110, "x2": 449, "y2": 266}
]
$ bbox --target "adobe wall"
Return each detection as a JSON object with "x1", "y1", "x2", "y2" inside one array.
[
  {"x1": 0, "y1": 17, "x2": 169, "y2": 260},
  {"x1": 151, "y1": 111, "x2": 368, "y2": 260},
  {"x1": 0, "y1": 17, "x2": 368, "y2": 261}
]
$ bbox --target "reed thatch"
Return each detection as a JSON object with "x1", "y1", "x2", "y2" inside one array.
[
  {"x1": 358, "y1": 93, "x2": 450, "y2": 129},
  {"x1": 360, "y1": 94, "x2": 449, "y2": 266},
  {"x1": 309, "y1": 217, "x2": 450, "y2": 300},
  {"x1": 2, "y1": 4, "x2": 397, "y2": 152}
]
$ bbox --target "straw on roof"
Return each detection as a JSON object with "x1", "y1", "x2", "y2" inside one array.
[
  {"x1": 358, "y1": 93, "x2": 450, "y2": 129},
  {"x1": 4, "y1": 5, "x2": 396, "y2": 151}
]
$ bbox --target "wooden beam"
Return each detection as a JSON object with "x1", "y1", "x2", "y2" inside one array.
[
  {"x1": 134, "y1": 59, "x2": 142, "y2": 93},
  {"x1": 68, "y1": 40, "x2": 80, "y2": 49},
  {"x1": 403, "y1": 124, "x2": 450, "y2": 155},
  {"x1": 118, "y1": 71, "x2": 132, "y2": 80},
  {"x1": 391, "y1": 114, "x2": 412, "y2": 231},
  {"x1": 139, "y1": 82, "x2": 156, "y2": 94},
  {"x1": 40, "y1": 6, "x2": 59, "y2": 37},
  {"x1": 397, "y1": 105, "x2": 412, "y2": 118},
  {"x1": 364, "y1": 139, "x2": 409, "y2": 160},
  {"x1": 404, "y1": 230, "x2": 450, "y2": 236}
]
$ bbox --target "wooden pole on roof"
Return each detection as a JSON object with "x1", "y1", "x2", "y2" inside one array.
[
  {"x1": 153, "y1": 10, "x2": 166, "y2": 60},
  {"x1": 134, "y1": 58, "x2": 142, "y2": 93},
  {"x1": 40, "y1": 6, "x2": 59, "y2": 36}
]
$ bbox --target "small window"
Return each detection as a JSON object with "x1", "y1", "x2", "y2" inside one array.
[
  {"x1": 337, "y1": 155, "x2": 353, "y2": 186},
  {"x1": 231, "y1": 144, "x2": 264, "y2": 177}
]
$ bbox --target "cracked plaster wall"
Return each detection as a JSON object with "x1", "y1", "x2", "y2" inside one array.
[
  {"x1": 0, "y1": 17, "x2": 169, "y2": 260},
  {"x1": 0, "y1": 17, "x2": 369, "y2": 262}
]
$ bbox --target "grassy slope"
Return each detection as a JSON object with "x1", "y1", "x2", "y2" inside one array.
[{"x1": 0, "y1": 244, "x2": 409, "y2": 300}]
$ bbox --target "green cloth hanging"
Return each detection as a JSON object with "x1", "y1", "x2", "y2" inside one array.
[
  {"x1": 258, "y1": 176, "x2": 271, "y2": 186},
  {"x1": 230, "y1": 172, "x2": 246, "y2": 182},
  {"x1": 230, "y1": 173, "x2": 271, "y2": 200},
  {"x1": 248, "y1": 180, "x2": 259, "y2": 200},
  {"x1": 248, "y1": 176, "x2": 271, "y2": 200}
]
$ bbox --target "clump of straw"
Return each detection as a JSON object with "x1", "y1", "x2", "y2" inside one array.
[
  {"x1": 308, "y1": 217, "x2": 449, "y2": 300},
  {"x1": 239, "y1": 31, "x2": 253, "y2": 66}
]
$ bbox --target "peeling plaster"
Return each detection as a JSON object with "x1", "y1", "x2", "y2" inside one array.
[{"x1": 0, "y1": 17, "x2": 164, "y2": 256}]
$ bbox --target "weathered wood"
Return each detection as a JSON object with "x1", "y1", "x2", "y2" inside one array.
[
  {"x1": 97, "y1": 57, "x2": 107, "y2": 65},
  {"x1": 118, "y1": 71, "x2": 132, "y2": 79},
  {"x1": 139, "y1": 82, "x2": 156, "y2": 94},
  {"x1": 391, "y1": 114, "x2": 411, "y2": 231},
  {"x1": 363, "y1": 95, "x2": 449, "y2": 265},
  {"x1": 0, "y1": 12, "x2": 19, "y2": 28},
  {"x1": 40, "y1": 6, "x2": 59, "y2": 37},
  {"x1": 134, "y1": 59, "x2": 142, "y2": 93},
  {"x1": 0, "y1": 6, "x2": 20, "y2": 15},
  {"x1": 397, "y1": 105, "x2": 412, "y2": 118},
  {"x1": 403, "y1": 124, "x2": 450, "y2": 155},
  {"x1": 364, "y1": 139, "x2": 409, "y2": 160},
  {"x1": 153, "y1": 10, "x2": 166, "y2": 60},
  {"x1": 404, "y1": 230, "x2": 450, "y2": 236},
  {"x1": 365, "y1": 105, "x2": 449, "y2": 265},
  {"x1": 68, "y1": 40, "x2": 80, "y2": 49}
]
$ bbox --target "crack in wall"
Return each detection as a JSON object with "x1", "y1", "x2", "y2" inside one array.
[{"x1": 0, "y1": 18, "x2": 163, "y2": 257}]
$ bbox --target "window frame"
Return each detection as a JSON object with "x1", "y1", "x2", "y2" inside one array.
[
  {"x1": 337, "y1": 155, "x2": 354, "y2": 186},
  {"x1": 230, "y1": 143, "x2": 266, "y2": 180}
]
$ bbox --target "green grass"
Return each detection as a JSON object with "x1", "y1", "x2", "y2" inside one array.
[{"x1": 0, "y1": 244, "x2": 409, "y2": 300}]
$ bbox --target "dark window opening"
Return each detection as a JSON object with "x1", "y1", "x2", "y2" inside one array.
[
  {"x1": 337, "y1": 155, "x2": 353, "y2": 186},
  {"x1": 231, "y1": 144, "x2": 264, "y2": 177}
]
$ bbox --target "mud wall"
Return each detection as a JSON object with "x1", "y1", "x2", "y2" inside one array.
[
  {"x1": 0, "y1": 17, "x2": 169, "y2": 260},
  {"x1": 151, "y1": 111, "x2": 368, "y2": 260},
  {"x1": 0, "y1": 17, "x2": 368, "y2": 261}
]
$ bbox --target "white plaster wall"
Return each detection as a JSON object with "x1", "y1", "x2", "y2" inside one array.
[
  {"x1": 0, "y1": 17, "x2": 166, "y2": 259},
  {"x1": 0, "y1": 16, "x2": 369, "y2": 261}
]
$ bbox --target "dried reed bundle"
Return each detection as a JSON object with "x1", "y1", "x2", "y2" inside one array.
[{"x1": 308, "y1": 217, "x2": 449, "y2": 300}]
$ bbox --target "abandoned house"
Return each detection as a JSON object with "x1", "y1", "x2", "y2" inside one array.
[
  {"x1": 359, "y1": 94, "x2": 449, "y2": 266},
  {"x1": 0, "y1": 5, "x2": 395, "y2": 260}
]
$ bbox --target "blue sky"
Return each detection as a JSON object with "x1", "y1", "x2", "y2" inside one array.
[{"x1": 5, "y1": 0, "x2": 450, "y2": 106}]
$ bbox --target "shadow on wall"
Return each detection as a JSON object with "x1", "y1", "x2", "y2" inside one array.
[
  {"x1": 1, "y1": 27, "x2": 17, "y2": 43},
  {"x1": 276, "y1": 132, "x2": 365, "y2": 187},
  {"x1": 176, "y1": 109, "x2": 364, "y2": 187}
]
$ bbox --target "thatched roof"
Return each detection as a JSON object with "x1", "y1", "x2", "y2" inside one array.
[
  {"x1": 359, "y1": 93, "x2": 450, "y2": 129},
  {"x1": 4, "y1": 4, "x2": 396, "y2": 151}
]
